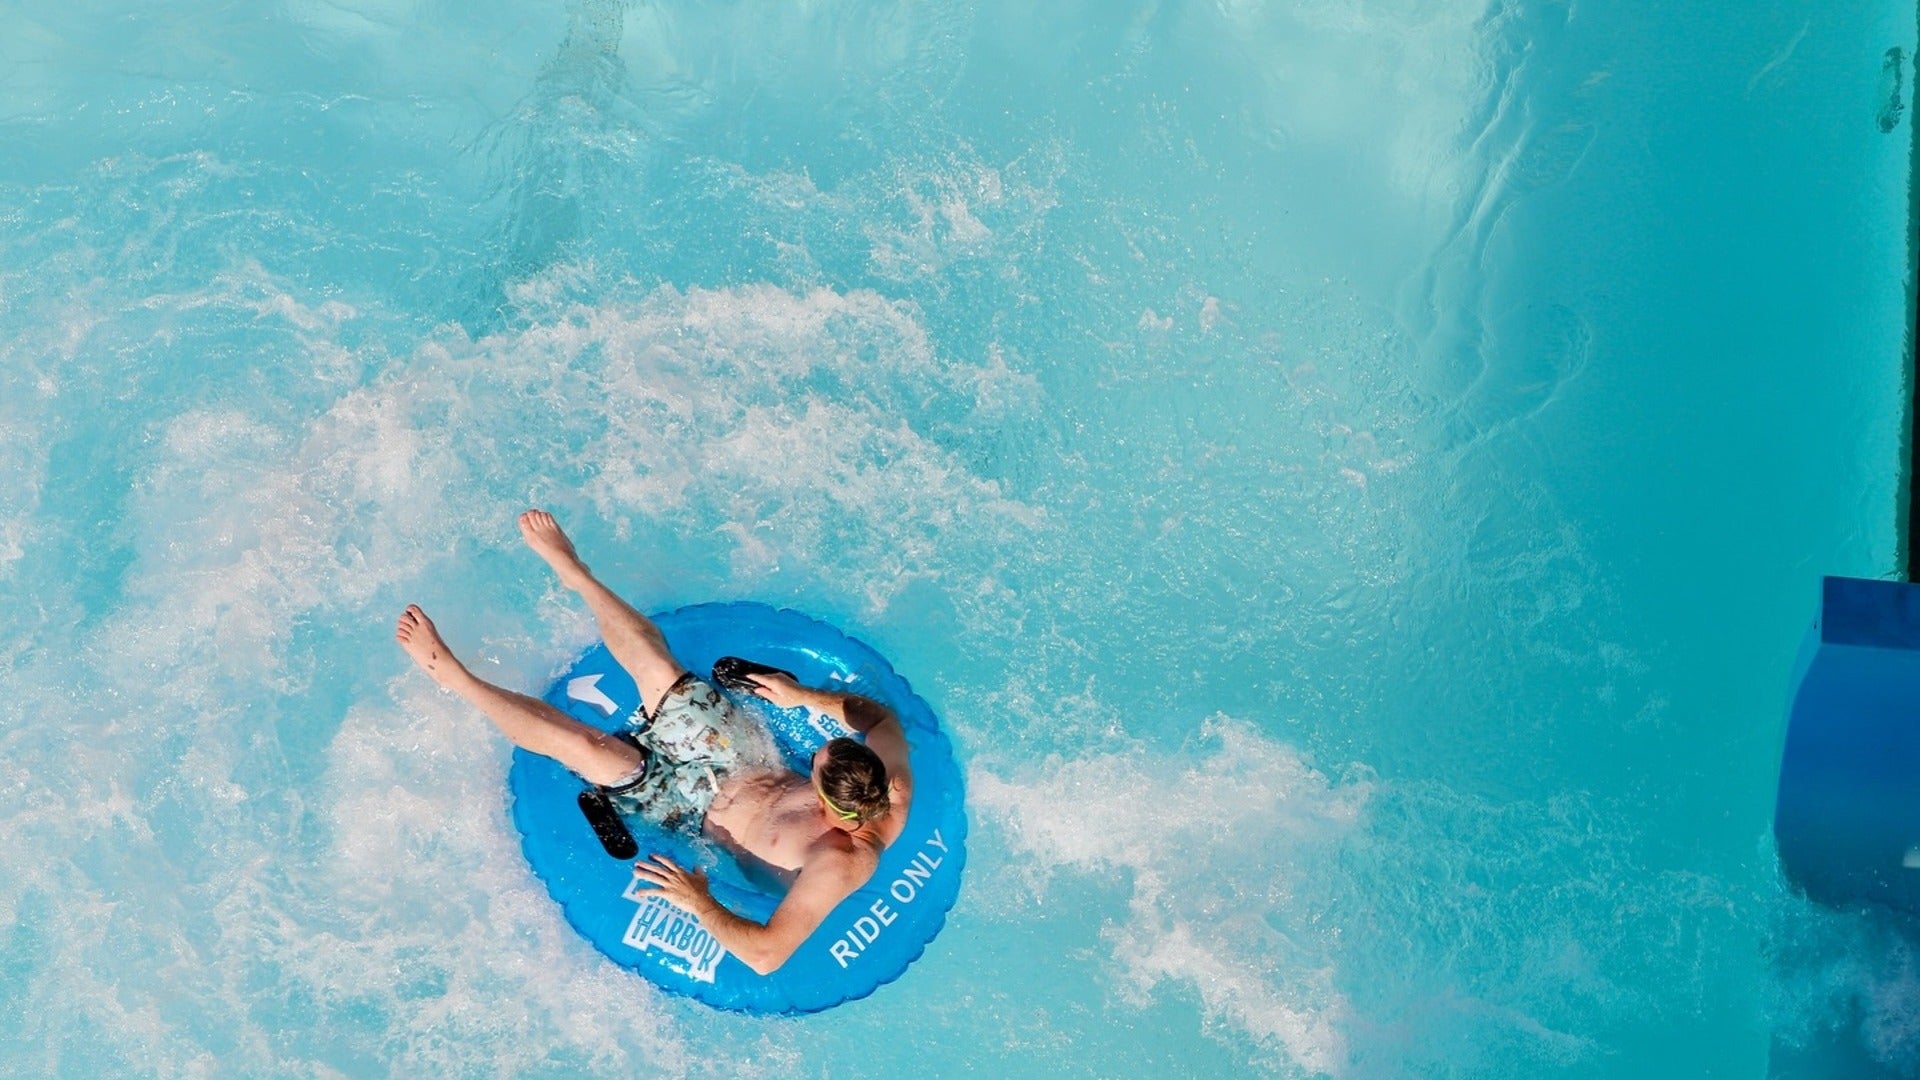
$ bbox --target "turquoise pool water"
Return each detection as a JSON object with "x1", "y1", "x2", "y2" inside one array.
[{"x1": 2, "y1": 1, "x2": 1916, "y2": 1076}]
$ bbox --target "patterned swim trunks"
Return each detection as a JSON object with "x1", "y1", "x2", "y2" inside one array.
[{"x1": 602, "y1": 673, "x2": 782, "y2": 831}]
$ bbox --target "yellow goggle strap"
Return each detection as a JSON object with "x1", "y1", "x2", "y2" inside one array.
[{"x1": 818, "y1": 786, "x2": 861, "y2": 821}]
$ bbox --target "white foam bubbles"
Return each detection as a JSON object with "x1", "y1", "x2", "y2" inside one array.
[
  {"x1": 861, "y1": 147, "x2": 1065, "y2": 287},
  {"x1": 1861, "y1": 947, "x2": 1920, "y2": 1070},
  {"x1": 0, "y1": 252, "x2": 1044, "y2": 1073},
  {"x1": 468, "y1": 276, "x2": 1045, "y2": 616},
  {"x1": 1771, "y1": 898, "x2": 1920, "y2": 1076},
  {"x1": 972, "y1": 706, "x2": 1786, "y2": 1077},
  {"x1": 290, "y1": 679, "x2": 699, "y2": 1075},
  {"x1": 0, "y1": 454, "x2": 36, "y2": 580},
  {"x1": 973, "y1": 717, "x2": 1368, "y2": 1075},
  {"x1": 115, "y1": 386, "x2": 469, "y2": 687}
]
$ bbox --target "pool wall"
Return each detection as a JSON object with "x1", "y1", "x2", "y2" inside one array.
[{"x1": 1907, "y1": 39, "x2": 1920, "y2": 580}]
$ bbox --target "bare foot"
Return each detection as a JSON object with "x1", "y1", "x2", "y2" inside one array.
[
  {"x1": 395, "y1": 604, "x2": 468, "y2": 687},
  {"x1": 518, "y1": 509, "x2": 590, "y2": 588}
]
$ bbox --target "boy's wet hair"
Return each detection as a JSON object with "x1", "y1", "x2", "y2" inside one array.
[{"x1": 819, "y1": 737, "x2": 890, "y2": 823}]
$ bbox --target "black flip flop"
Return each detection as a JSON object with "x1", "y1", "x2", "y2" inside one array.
[
  {"x1": 577, "y1": 731, "x2": 647, "y2": 860},
  {"x1": 710, "y1": 656, "x2": 795, "y2": 696},
  {"x1": 577, "y1": 788, "x2": 639, "y2": 860}
]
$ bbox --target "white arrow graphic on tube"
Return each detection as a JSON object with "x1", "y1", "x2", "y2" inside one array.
[{"x1": 567, "y1": 674, "x2": 619, "y2": 715}]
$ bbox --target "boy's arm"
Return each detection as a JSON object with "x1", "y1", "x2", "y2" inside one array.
[
  {"x1": 633, "y1": 847, "x2": 863, "y2": 975},
  {"x1": 744, "y1": 675, "x2": 913, "y2": 786}
]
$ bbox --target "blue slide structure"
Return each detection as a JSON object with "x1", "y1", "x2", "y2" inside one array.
[
  {"x1": 1775, "y1": 575, "x2": 1920, "y2": 916},
  {"x1": 1770, "y1": 575, "x2": 1920, "y2": 1077}
]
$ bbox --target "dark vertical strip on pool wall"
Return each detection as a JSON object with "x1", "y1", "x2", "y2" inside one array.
[{"x1": 1904, "y1": 40, "x2": 1920, "y2": 581}]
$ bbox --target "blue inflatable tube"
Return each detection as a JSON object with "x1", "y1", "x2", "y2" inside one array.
[{"x1": 508, "y1": 602, "x2": 967, "y2": 1014}]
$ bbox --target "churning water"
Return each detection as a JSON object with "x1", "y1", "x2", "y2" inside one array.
[{"x1": 2, "y1": 1, "x2": 1916, "y2": 1076}]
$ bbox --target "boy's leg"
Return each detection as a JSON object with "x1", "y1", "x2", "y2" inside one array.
[
  {"x1": 517, "y1": 510, "x2": 687, "y2": 713},
  {"x1": 395, "y1": 605, "x2": 644, "y2": 787}
]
